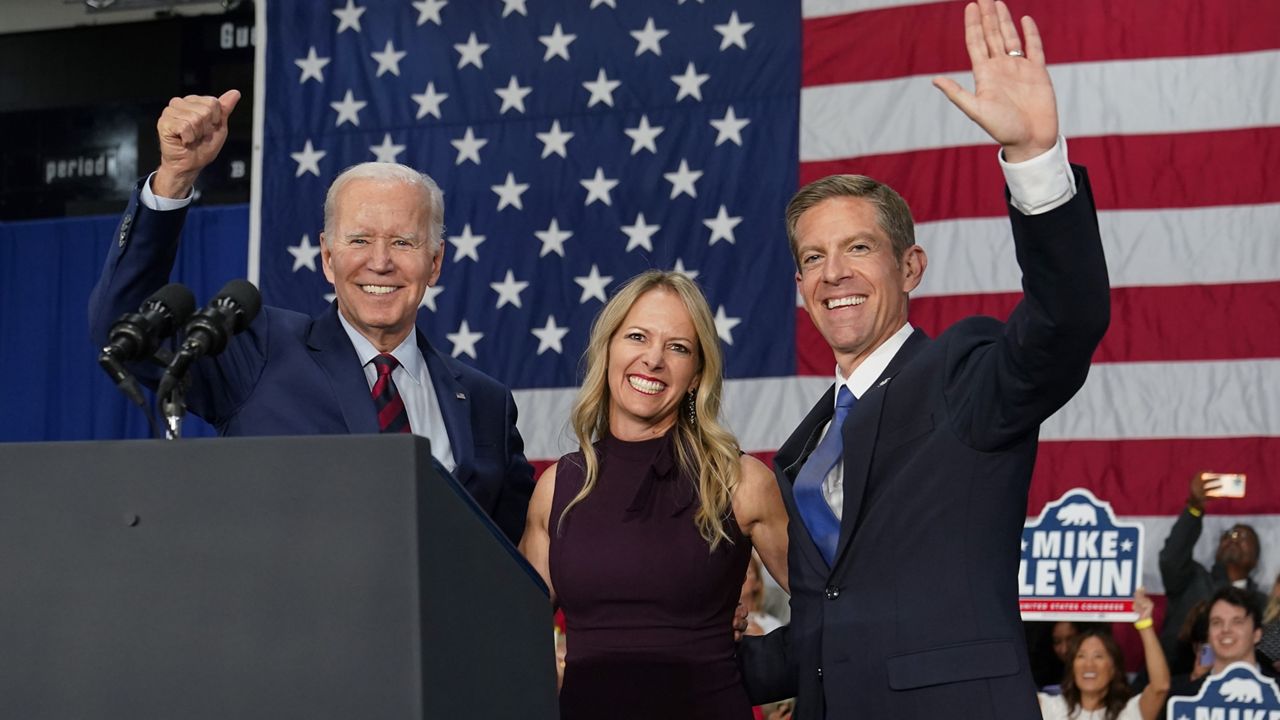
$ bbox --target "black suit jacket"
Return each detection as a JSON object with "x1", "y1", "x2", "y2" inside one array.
[
  {"x1": 88, "y1": 184, "x2": 535, "y2": 544},
  {"x1": 742, "y1": 167, "x2": 1110, "y2": 719}
]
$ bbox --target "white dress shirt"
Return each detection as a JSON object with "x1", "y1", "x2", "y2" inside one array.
[
  {"x1": 819, "y1": 323, "x2": 915, "y2": 518},
  {"x1": 338, "y1": 312, "x2": 457, "y2": 474}
]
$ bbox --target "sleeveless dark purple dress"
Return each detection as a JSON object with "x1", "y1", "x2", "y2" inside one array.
[{"x1": 549, "y1": 432, "x2": 753, "y2": 720}]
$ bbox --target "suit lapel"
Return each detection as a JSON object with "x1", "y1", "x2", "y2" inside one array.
[
  {"x1": 419, "y1": 332, "x2": 475, "y2": 487},
  {"x1": 833, "y1": 384, "x2": 886, "y2": 562},
  {"x1": 833, "y1": 329, "x2": 930, "y2": 567},
  {"x1": 307, "y1": 304, "x2": 379, "y2": 434},
  {"x1": 774, "y1": 384, "x2": 837, "y2": 573}
]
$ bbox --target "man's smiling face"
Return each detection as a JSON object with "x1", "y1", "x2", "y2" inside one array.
[
  {"x1": 321, "y1": 177, "x2": 442, "y2": 352},
  {"x1": 794, "y1": 195, "x2": 925, "y2": 376}
]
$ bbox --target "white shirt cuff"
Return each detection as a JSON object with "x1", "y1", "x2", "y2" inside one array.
[
  {"x1": 140, "y1": 172, "x2": 194, "y2": 212},
  {"x1": 999, "y1": 136, "x2": 1076, "y2": 215}
]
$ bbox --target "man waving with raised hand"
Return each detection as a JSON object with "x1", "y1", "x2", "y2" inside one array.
[{"x1": 740, "y1": 1, "x2": 1110, "y2": 717}]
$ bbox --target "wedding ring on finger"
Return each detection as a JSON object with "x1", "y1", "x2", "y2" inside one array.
[{"x1": 1007, "y1": 49, "x2": 1025, "y2": 57}]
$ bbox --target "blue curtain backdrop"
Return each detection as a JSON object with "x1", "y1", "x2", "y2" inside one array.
[{"x1": 0, "y1": 205, "x2": 250, "y2": 442}]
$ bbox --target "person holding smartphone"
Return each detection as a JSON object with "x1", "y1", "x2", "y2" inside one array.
[{"x1": 1158, "y1": 471, "x2": 1268, "y2": 675}]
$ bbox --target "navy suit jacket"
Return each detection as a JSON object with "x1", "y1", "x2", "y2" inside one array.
[
  {"x1": 88, "y1": 186, "x2": 535, "y2": 544},
  {"x1": 741, "y1": 167, "x2": 1110, "y2": 719}
]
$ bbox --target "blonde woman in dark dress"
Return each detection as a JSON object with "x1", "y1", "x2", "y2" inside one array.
[{"x1": 520, "y1": 270, "x2": 789, "y2": 719}]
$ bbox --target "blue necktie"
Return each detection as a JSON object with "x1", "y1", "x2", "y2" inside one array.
[{"x1": 794, "y1": 386, "x2": 855, "y2": 566}]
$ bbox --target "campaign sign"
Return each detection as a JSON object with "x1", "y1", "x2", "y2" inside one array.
[
  {"x1": 1019, "y1": 488, "x2": 1144, "y2": 621},
  {"x1": 1167, "y1": 662, "x2": 1280, "y2": 720}
]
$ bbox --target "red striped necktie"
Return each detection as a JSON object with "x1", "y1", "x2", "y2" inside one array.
[{"x1": 371, "y1": 353, "x2": 411, "y2": 434}]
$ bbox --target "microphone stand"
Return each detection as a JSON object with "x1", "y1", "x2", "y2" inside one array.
[
  {"x1": 99, "y1": 348, "x2": 166, "y2": 440},
  {"x1": 153, "y1": 347, "x2": 186, "y2": 440},
  {"x1": 160, "y1": 386, "x2": 186, "y2": 440}
]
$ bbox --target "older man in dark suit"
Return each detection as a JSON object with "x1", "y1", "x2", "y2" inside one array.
[
  {"x1": 740, "y1": 1, "x2": 1110, "y2": 717},
  {"x1": 88, "y1": 90, "x2": 533, "y2": 543}
]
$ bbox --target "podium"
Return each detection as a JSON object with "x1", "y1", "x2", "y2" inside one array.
[{"x1": 0, "y1": 435, "x2": 558, "y2": 719}]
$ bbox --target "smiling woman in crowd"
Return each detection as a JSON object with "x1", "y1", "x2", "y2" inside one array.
[{"x1": 1039, "y1": 589, "x2": 1170, "y2": 720}]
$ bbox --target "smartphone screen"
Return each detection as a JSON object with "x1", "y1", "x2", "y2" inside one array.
[
  {"x1": 1199, "y1": 644, "x2": 1215, "y2": 667},
  {"x1": 1203, "y1": 473, "x2": 1247, "y2": 498}
]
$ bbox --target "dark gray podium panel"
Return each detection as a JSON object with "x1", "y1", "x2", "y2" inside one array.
[{"x1": 0, "y1": 435, "x2": 557, "y2": 719}]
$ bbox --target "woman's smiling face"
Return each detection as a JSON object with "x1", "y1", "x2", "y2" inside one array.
[{"x1": 606, "y1": 288, "x2": 701, "y2": 439}]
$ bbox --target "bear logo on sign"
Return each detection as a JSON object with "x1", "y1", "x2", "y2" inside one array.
[
  {"x1": 1020, "y1": 488, "x2": 1146, "y2": 622},
  {"x1": 1055, "y1": 503, "x2": 1098, "y2": 527},
  {"x1": 1219, "y1": 677, "x2": 1264, "y2": 703},
  {"x1": 1166, "y1": 661, "x2": 1280, "y2": 719}
]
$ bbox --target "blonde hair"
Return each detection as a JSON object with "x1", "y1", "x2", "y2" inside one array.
[
  {"x1": 1266, "y1": 572, "x2": 1280, "y2": 625},
  {"x1": 559, "y1": 270, "x2": 741, "y2": 550}
]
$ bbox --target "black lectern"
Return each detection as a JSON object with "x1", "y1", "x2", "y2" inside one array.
[{"x1": 0, "y1": 435, "x2": 557, "y2": 719}]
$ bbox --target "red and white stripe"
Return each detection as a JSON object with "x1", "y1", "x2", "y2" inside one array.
[
  {"x1": 516, "y1": 0, "x2": 1280, "y2": 594},
  {"x1": 797, "y1": 0, "x2": 1280, "y2": 592}
]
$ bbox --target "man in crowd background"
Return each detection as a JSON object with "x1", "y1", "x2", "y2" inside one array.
[{"x1": 1159, "y1": 472, "x2": 1266, "y2": 674}]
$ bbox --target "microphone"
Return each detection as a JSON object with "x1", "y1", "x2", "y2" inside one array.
[
  {"x1": 99, "y1": 283, "x2": 197, "y2": 364},
  {"x1": 98, "y1": 284, "x2": 196, "y2": 406},
  {"x1": 159, "y1": 279, "x2": 262, "y2": 396}
]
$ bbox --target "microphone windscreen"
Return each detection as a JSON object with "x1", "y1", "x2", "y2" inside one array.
[
  {"x1": 149, "y1": 283, "x2": 197, "y2": 325},
  {"x1": 213, "y1": 278, "x2": 262, "y2": 332}
]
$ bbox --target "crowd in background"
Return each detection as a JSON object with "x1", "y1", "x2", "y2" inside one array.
[{"x1": 736, "y1": 471, "x2": 1280, "y2": 720}]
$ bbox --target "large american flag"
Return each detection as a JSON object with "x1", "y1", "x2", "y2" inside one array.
[{"x1": 252, "y1": 0, "x2": 1280, "y2": 595}]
